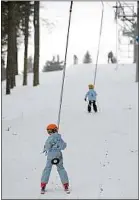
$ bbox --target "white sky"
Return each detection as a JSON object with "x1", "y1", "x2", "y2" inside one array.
[{"x1": 18, "y1": 1, "x2": 137, "y2": 72}]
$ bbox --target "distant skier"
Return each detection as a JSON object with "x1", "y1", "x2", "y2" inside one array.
[
  {"x1": 136, "y1": 36, "x2": 139, "y2": 43},
  {"x1": 108, "y1": 51, "x2": 113, "y2": 63},
  {"x1": 40, "y1": 124, "x2": 69, "y2": 194},
  {"x1": 73, "y1": 54, "x2": 78, "y2": 65},
  {"x1": 84, "y1": 84, "x2": 98, "y2": 113}
]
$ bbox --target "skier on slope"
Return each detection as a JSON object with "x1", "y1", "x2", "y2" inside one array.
[
  {"x1": 84, "y1": 84, "x2": 98, "y2": 113},
  {"x1": 108, "y1": 51, "x2": 113, "y2": 63},
  {"x1": 40, "y1": 124, "x2": 69, "y2": 194}
]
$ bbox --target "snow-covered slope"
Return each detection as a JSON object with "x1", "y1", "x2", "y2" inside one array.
[{"x1": 2, "y1": 64, "x2": 138, "y2": 199}]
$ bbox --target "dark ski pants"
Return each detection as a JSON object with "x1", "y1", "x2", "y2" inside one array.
[{"x1": 88, "y1": 100, "x2": 97, "y2": 113}]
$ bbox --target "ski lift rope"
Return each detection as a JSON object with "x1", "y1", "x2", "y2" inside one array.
[
  {"x1": 57, "y1": 1, "x2": 104, "y2": 129},
  {"x1": 57, "y1": 1, "x2": 73, "y2": 129},
  {"x1": 93, "y1": 0, "x2": 104, "y2": 85}
]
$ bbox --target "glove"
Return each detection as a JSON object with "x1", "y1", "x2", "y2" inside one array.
[
  {"x1": 42, "y1": 146, "x2": 47, "y2": 155},
  {"x1": 42, "y1": 150, "x2": 47, "y2": 156},
  {"x1": 84, "y1": 98, "x2": 86, "y2": 101},
  {"x1": 40, "y1": 150, "x2": 47, "y2": 156}
]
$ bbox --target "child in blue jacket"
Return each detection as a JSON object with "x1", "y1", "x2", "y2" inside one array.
[
  {"x1": 84, "y1": 84, "x2": 98, "y2": 113},
  {"x1": 40, "y1": 124, "x2": 69, "y2": 194}
]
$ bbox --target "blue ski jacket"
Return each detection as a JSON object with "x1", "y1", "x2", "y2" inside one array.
[
  {"x1": 85, "y1": 89, "x2": 97, "y2": 101},
  {"x1": 43, "y1": 132, "x2": 67, "y2": 160}
]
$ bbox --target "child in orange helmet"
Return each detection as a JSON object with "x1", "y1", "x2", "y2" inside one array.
[{"x1": 40, "y1": 124, "x2": 69, "y2": 194}]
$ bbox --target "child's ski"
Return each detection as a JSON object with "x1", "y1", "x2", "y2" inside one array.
[
  {"x1": 40, "y1": 189, "x2": 70, "y2": 194},
  {"x1": 40, "y1": 189, "x2": 46, "y2": 194},
  {"x1": 65, "y1": 189, "x2": 70, "y2": 194}
]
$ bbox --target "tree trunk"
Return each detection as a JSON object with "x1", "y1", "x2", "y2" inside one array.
[
  {"x1": 33, "y1": 1, "x2": 40, "y2": 86},
  {"x1": 9, "y1": 2, "x2": 16, "y2": 89},
  {"x1": 6, "y1": 2, "x2": 15, "y2": 94},
  {"x1": 6, "y1": 52, "x2": 10, "y2": 94},
  {"x1": 23, "y1": 1, "x2": 30, "y2": 86},
  {"x1": 13, "y1": 28, "x2": 17, "y2": 87},
  {"x1": 15, "y1": 37, "x2": 18, "y2": 75}
]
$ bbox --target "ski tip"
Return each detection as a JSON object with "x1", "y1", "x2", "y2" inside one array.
[
  {"x1": 65, "y1": 190, "x2": 70, "y2": 194},
  {"x1": 41, "y1": 190, "x2": 46, "y2": 194}
]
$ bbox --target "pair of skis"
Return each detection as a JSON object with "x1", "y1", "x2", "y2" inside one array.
[{"x1": 41, "y1": 189, "x2": 70, "y2": 194}]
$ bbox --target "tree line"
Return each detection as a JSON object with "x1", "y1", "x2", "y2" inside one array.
[
  {"x1": 1, "y1": 1, "x2": 40, "y2": 95},
  {"x1": 42, "y1": 51, "x2": 93, "y2": 72},
  {"x1": 1, "y1": 2, "x2": 98, "y2": 94}
]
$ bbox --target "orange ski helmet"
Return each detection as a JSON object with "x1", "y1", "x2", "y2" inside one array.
[{"x1": 46, "y1": 124, "x2": 58, "y2": 134}]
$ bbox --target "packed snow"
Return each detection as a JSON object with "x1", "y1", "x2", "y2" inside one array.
[{"x1": 2, "y1": 64, "x2": 138, "y2": 199}]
